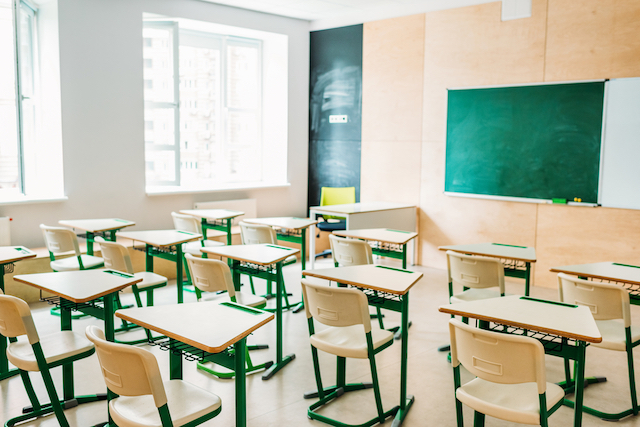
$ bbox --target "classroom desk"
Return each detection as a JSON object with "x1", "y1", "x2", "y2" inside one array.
[
  {"x1": 439, "y1": 242, "x2": 536, "y2": 295},
  {"x1": 243, "y1": 217, "x2": 317, "y2": 271},
  {"x1": 550, "y1": 262, "x2": 640, "y2": 303},
  {"x1": 58, "y1": 218, "x2": 135, "y2": 256},
  {"x1": 0, "y1": 246, "x2": 36, "y2": 381},
  {"x1": 333, "y1": 228, "x2": 418, "y2": 269},
  {"x1": 439, "y1": 295, "x2": 602, "y2": 427},
  {"x1": 308, "y1": 202, "x2": 417, "y2": 270},
  {"x1": 116, "y1": 301, "x2": 273, "y2": 427},
  {"x1": 13, "y1": 269, "x2": 142, "y2": 423},
  {"x1": 117, "y1": 229, "x2": 201, "y2": 304},
  {"x1": 179, "y1": 209, "x2": 244, "y2": 246},
  {"x1": 202, "y1": 243, "x2": 299, "y2": 380},
  {"x1": 302, "y1": 264, "x2": 423, "y2": 427}
]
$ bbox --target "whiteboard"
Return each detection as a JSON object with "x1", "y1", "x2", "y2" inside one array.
[{"x1": 600, "y1": 78, "x2": 640, "y2": 210}]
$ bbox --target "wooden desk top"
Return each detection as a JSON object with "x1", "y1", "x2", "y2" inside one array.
[
  {"x1": 179, "y1": 209, "x2": 244, "y2": 221},
  {"x1": 309, "y1": 202, "x2": 416, "y2": 215},
  {"x1": 0, "y1": 246, "x2": 36, "y2": 265},
  {"x1": 550, "y1": 262, "x2": 640, "y2": 285},
  {"x1": 116, "y1": 301, "x2": 273, "y2": 353},
  {"x1": 202, "y1": 244, "x2": 299, "y2": 266},
  {"x1": 439, "y1": 242, "x2": 537, "y2": 263},
  {"x1": 117, "y1": 229, "x2": 202, "y2": 247},
  {"x1": 59, "y1": 218, "x2": 135, "y2": 232},
  {"x1": 439, "y1": 295, "x2": 601, "y2": 343},
  {"x1": 333, "y1": 228, "x2": 418, "y2": 245},
  {"x1": 243, "y1": 217, "x2": 317, "y2": 230},
  {"x1": 14, "y1": 270, "x2": 142, "y2": 303},
  {"x1": 303, "y1": 265, "x2": 423, "y2": 296}
]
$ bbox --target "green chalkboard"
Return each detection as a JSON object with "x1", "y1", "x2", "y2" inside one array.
[{"x1": 445, "y1": 82, "x2": 605, "y2": 203}]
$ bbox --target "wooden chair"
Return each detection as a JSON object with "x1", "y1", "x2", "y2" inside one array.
[
  {"x1": 449, "y1": 318, "x2": 564, "y2": 427},
  {"x1": 301, "y1": 279, "x2": 397, "y2": 427},
  {"x1": 0, "y1": 291, "x2": 95, "y2": 427},
  {"x1": 85, "y1": 325, "x2": 222, "y2": 427},
  {"x1": 185, "y1": 253, "x2": 271, "y2": 378},
  {"x1": 558, "y1": 273, "x2": 640, "y2": 420}
]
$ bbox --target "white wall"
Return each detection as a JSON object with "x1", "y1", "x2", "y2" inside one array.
[{"x1": 1, "y1": 0, "x2": 310, "y2": 247}]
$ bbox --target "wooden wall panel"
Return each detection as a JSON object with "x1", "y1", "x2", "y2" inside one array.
[
  {"x1": 361, "y1": 14, "x2": 425, "y2": 204},
  {"x1": 535, "y1": 204, "x2": 640, "y2": 288}
]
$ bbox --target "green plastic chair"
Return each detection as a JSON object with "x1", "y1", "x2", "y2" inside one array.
[
  {"x1": 558, "y1": 273, "x2": 640, "y2": 420},
  {"x1": 85, "y1": 325, "x2": 222, "y2": 427},
  {"x1": 449, "y1": 318, "x2": 564, "y2": 427},
  {"x1": 186, "y1": 253, "x2": 272, "y2": 378},
  {"x1": 301, "y1": 279, "x2": 397, "y2": 427},
  {"x1": 0, "y1": 291, "x2": 96, "y2": 427}
]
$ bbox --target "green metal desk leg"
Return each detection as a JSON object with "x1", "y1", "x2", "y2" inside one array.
[
  {"x1": 169, "y1": 339, "x2": 183, "y2": 380},
  {"x1": 573, "y1": 342, "x2": 587, "y2": 427},
  {"x1": 60, "y1": 299, "x2": 75, "y2": 401},
  {"x1": 145, "y1": 244, "x2": 154, "y2": 273},
  {"x1": 402, "y1": 244, "x2": 407, "y2": 270},
  {"x1": 300, "y1": 229, "x2": 306, "y2": 271},
  {"x1": 235, "y1": 338, "x2": 247, "y2": 427},
  {"x1": 226, "y1": 219, "x2": 232, "y2": 246},
  {"x1": 176, "y1": 245, "x2": 184, "y2": 304},
  {"x1": 391, "y1": 293, "x2": 414, "y2": 427},
  {"x1": 525, "y1": 262, "x2": 531, "y2": 296},
  {"x1": 200, "y1": 218, "x2": 208, "y2": 240},
  {"x1": 262, "y1": 262, "x2": 295, "y2": 380},
  {"x1": 0, "y1": 267, "x2": 20, "y2": 380},
  {"x1": 86, "y1": 232, "x2": 95, "y2": 256}
]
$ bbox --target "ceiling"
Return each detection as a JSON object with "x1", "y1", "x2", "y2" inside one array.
[{"x1": 199, "y1": 0, "x2": 496, "y2": 30}]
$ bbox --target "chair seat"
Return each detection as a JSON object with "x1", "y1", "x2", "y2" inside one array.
[
  {"x1": 310, "y1": 324, "x2": 393, "y2": 359},
  {"x1": 283, "y1": 254, "x2": 297, "y2": 265},
  {"x1": 109, "y1": 380, "x2": 221, "y2": 427},
  {"x1": 51, "y1": 255, "x2": 104, "y2": 271},
  {"x1": 450, "y1": 289, "x2": 505, "y2": 305},
  {"x1": 457, "y1": 378, "x2": 564, "y2": 425},
  {"x1": 594, "y1": 320, "x2": 640, "y2": 351},
  {"x1": 182, "y1": 240, "x2": 224, "y2": 256},
  {"x1": 317, "y1": 220, "x2": 346, "y2": 232},
  {"x1": 133, "y1": 272, "x2": 168, "y2": 290},
  {"x1": 7, "y1": 331, "x2": 95, "y2": 372},
  {"x1": 201, "y1": 291, "x2": 266, "y2": 308}
]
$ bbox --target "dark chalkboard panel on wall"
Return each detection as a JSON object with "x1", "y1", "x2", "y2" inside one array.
[
  {"x1": 308, "y1": 25, "x2": 363, "y2": 207},
  {"x1": 445, "y1": 81, "x2": 605, "y2": 204}
]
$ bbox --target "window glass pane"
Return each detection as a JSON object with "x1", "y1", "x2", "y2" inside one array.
[
  {"x1": 142, "y1": 26, "x2": 174, "y2": 103},
  {"x1": 227, "y1": 44, "x2": 259, "y2": 110},
  {"x1": 144, "y1": 107, "x2": 175, "y2": 146},
  {"x1": 179, "y1": 44, "x2": 221, "y2": 187},
  {"x1": 0, "y1": 1, "x2": 20, "y2": 190},
  {"x1": 18, "y1": 6, "x2": 33, "y2": 97},
  {"x1": 145, "y1": 150, "x2": 175, "y2": 182}
]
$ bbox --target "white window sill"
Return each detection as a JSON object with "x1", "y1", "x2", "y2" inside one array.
[
  {"x1": 146, "y1": 182, "x2": 291, "y2": 196},
  {"x1": 0, "y1": 194, "x2": 68, "y2": 206}
]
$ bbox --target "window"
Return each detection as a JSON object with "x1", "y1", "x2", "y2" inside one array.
[
  {"x1": 0, "y1": 0, "x2": 63, "y2": 202},
  {"x1": 142, "y1": 17, "x2": 287, "y2": 193},
  {"x1": 0, "y1": 0, "x2": 35, "y2": 195}
]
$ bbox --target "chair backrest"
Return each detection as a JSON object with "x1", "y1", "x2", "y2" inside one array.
[
  {"x1": 85, "y1": 325, "x2": 167, "y2": 408},
  {"x1": 0, "y1": 293, "x2": 39, "y2": 345},
  {"x1": 95, "y1": 237, "x2": 134, "y2": 274},
  {"x1": 185, "y1": 253, "x2": 235, "y2": 297},
  {"x1": 301, "y1": 279, "x2": 371, "y2": 333},
  {"x1": 239, "y1": 221, "x2": 276, "y2": 245},
  {"x1": 319, "y1": 187, "x2": 356, "y2": 207},
  {"x1": 171, "y1": 212, "x2": 203, "y2": 235},
  {"x1": 557, "y1": 273, "x2": 630, "y2": 327},
  {"x1": 320, "y1": 187, "x2": 356, "y2": 221},
  {"x1": 329, "y1": 234, "x2": 373, "y2": 266},
  {"x1": 446, "y1": 251, "x2": 505, "y2": 293},
  {"x1": 449, "y1": 319, "x2": 547, "y2": 394},
  {"x1": 40, "y1": 224, "x2": 81, "y2": 256}
]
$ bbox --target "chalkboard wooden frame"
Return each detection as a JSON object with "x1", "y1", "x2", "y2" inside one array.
[{"x1": 444, "y1": 80, "x2": 606, "y2": 205}]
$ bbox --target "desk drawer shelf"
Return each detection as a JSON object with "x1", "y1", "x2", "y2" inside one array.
[
  {"x1": 40, "y1": 295, "x2": 103, "y2": 312},
  {"x1": 3, "y1": 263, "x2": 14, "y2": 274},
  {"x1": 150, "y1": 338, "x2": 236, "y2": 370},
  {"x1": 488, "y1": 323, "x2": 582, "y2": 358}
]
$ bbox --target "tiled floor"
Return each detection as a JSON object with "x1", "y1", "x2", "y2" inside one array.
[{"x1": 3, "y1": 257, "x2": 640, "y2": 426}]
